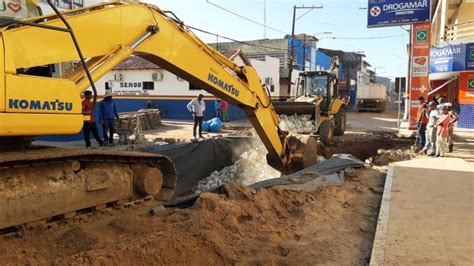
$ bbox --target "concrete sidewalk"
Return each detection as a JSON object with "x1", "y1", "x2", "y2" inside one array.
[{"x1": 371, "y1": 158, "x2": 474, "y2": 265}]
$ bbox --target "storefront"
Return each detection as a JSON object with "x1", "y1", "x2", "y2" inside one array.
[{"x1": 429, "y1": 42, "x2": 474, "y2": 129}]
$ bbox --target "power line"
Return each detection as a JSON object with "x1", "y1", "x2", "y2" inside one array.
[
  {"x1": 322, "y1": 34, "x2": 405, "y2": 40},
  {"x1": 206, "y1": 0, "x2": 288, "y2": 35},
  {"x1": 188, "y1": 25, "x2": 287, "y2": 52},
  {"x1": 295, "y1": 6, "x2": 316, "y2": 21}
]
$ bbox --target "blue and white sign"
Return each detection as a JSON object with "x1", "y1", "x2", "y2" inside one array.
[
  {"x1": 430, "y1": 43, "x2": 474, "y2": 73},
  {"x1": 467, "y1": 43, "x2": 474, "y2": 70},
  {"x1": 367, "y1": 0, "x2": 431, "y2": 28}
]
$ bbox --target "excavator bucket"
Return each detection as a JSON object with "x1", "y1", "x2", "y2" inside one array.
[{"x1": 272, "y1": 101, "x2": 319, "y2": 117}]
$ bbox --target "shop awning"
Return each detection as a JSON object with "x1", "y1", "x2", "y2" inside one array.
[{"x1": 428, "y1": 77, "x2": 457, "y2": 96}]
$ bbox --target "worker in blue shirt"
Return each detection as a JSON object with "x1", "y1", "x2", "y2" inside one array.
[
  {"x1": 99, "y1": 90, "x2": 119, "y2": 145},
  {"x1": 214, "y1": 99, "x2": 221, "y2": 118}
]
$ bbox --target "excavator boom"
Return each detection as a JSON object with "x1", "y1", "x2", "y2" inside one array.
[
  {"x1": 0, "y1": 1, "x2": 319, "y2": 232},
  {"x1": 0, "y1": 1, "x2": 287, "y2": 170}
]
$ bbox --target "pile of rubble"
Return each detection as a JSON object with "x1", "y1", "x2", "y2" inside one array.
[
  {"x1": 196, "y1": 144, "x2": 281, "y2": 193},
  {"x1": 372, "y1": 148, "x2": 414, "y2": 165},
  {"x1": 279, "y1": 114, "x2": 315, "y2": 134},
  {"x1": 116, "y1": 109, "x2": 162, "y2": 144}
]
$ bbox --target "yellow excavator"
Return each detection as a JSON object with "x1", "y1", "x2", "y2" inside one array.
[{"x1": 0, "y1": 0, "x2": 317, "y2": 231}]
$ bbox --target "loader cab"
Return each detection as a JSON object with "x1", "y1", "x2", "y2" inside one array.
[{"x1": 298, "y1": 71, "x2": 338, "y2": 112}]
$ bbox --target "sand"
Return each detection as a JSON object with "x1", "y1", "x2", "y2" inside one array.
[{"x1": 0, "y1": 167, "x2": 385, "y2": 265}]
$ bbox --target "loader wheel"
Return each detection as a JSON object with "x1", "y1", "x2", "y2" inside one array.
[
  {"x1": 319, "y1": 120, "x2": 334, "y2": 145},
  {"x1": 334, "y1": 109, "x2": 346, "y2": 136}
]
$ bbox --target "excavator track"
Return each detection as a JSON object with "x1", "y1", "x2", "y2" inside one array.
[{"x1": 0, "y1": 147, "x2": 177, "y2": 235}]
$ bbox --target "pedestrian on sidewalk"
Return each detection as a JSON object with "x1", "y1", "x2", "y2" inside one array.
[
  {"x1": 221, "y1": 100, "x2": 229, "y2": 122},
  {"x1": 416, "y1": 96, "x2": 429, "y2": 149},
  {"x1": 99, "y1": 90, "x2": 119, "y2": 145},
  {"x1": 421, "y1": 101, "x2": 439, "y2": 155},
  {"x1": 214, "y1": 99, "x2": 222, "y2": 118},
  {"x1": 446, "y1": 103, "x2": 459, "y2": 152},
  {"x1": 82, "y1": 91, "x2": 104, "y2": 148},
  {"x1": 187, "y1": 94, "x2": 206, "y2": 139},
  {"x1": 435, "y1": 106, "x2": 450, "y2": 157}
]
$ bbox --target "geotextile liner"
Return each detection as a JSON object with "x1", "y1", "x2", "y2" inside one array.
[{"x1": 143, "y1": 137, "x2": 255, "y2": 196}]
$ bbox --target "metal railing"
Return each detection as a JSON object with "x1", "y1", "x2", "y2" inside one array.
[{"x1": 445, "y1": 21, "x2": 474, "y2": 41}]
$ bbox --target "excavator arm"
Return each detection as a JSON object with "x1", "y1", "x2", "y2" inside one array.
[{"x1": 0, "y1": 1, "x2": 289, "y2": 170}]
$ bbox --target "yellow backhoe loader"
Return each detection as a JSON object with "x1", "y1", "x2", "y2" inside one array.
[{"x1": 273, "y1": 57, "x2": 347, "y2": 144}]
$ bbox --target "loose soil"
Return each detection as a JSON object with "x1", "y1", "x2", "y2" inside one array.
[
  {"x1": 1, "y1": 124, "x2": 413, "y2": 264},
  {"x1": 0, "y1": 167, "x2": 385, "y2": 265}
]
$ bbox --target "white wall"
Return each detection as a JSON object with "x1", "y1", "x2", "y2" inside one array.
[
  {"x1": 94, "y1": 70, "x2": 213, "y2": 97},
  {"x1": 91, "y1": 56, "x2": 281, "y2": 99},
  {"x1": 249, "y1": 56, "x2": 281, "y2": 98}
]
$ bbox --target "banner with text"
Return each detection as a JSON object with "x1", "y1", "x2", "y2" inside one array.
[
  {"x1": 409, "y1": 22, "x2": 431, "y2": 129},
  {"x1": 367, "y1": 0, "x2": 431, "y2": 28}
]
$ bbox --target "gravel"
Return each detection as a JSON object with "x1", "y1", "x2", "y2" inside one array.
[
  {"x1": 278, "y1": 114, "x2": 316, "y2": 134},
  {"x1": 196, "y1": 143, "x2": 281, "y2": 193}
]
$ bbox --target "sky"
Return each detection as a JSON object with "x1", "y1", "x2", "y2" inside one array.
[{"x1": 145, "y1": 0, "x2": 411, "y2": 80}]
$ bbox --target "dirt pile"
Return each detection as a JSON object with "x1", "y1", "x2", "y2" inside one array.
[
  {"x1": 0, "y1": 168, "x2": 385, "y2": 265},
  {"x1": 372, "y1": 148, "x2": 414, "y2": 165}
]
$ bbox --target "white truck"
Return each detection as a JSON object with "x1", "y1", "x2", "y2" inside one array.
[{"x1": 356, "y1": 84, "x2": 387, "y2": 112}]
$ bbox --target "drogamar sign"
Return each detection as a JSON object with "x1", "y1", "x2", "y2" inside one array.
[
  {"x1": 367, "y1": 0, "x2": 431, "y2": 28},
  {"x1": 430, "y1": 43, "x2": 474, "y2": 73}
]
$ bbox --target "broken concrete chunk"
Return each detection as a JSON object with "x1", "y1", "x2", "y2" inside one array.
[{"x1": 149, "y1": 205, "x2": 168, "y2": 217}]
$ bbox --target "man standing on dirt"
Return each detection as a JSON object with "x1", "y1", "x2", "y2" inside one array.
[
  {"x1": 421, "y1": 101, "x2": 439, "y2": 155},
  {"x1": 416, "y1": 96, "x2": 428, "y2": 149},
  {"x1": 82, "y1": 91, "x2": 104, "y2": 148},
  {"x1": 187, "y1": 94, "x2": 206, "y2": 139},
  {"x1": 99, "y1": 90, "x2": 120, "y2": 145}
]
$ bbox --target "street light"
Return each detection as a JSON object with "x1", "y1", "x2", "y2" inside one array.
[{"x1": 314, "y1": 31, "x2": 332, "y2": 36}]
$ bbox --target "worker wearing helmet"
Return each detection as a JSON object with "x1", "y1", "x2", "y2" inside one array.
[
  {"x1": 82, "y1": 91, "x2": 104, "y2": 148},
  {"x1": 99, "y1": 90, "x2": 120, "y2": 145}
]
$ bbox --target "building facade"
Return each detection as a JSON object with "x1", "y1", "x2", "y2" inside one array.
[
  {"x1": 211, "y1": 35, "x2": 335, "y2": 99},
  {"x1": 429, "y1": 0, "x2": 474, "y2": 129},
  {"x1": 90, "y1": 51, "x2": 280, "y2": 121}
]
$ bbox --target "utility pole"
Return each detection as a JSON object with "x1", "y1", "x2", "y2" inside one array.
[
  {"x1": 302, "y1": 34, "x2": 306, "y2": 71},
  {"x1": 288, "y1": 5, "x2": 323, "y2": 94},
  {"x1": 404, "y1": 26, "x2": 412, "y2": 121},
  {"x1": 263, "y1": 0, "x2": 267, "y2": 39}
]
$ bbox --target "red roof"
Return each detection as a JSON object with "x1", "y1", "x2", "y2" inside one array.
[{"x1": 113, "y1": 56, "x2": 161, "y2": 70}]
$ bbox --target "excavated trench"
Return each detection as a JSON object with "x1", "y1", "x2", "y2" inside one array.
[
  {"x1": 323, "y1": 132, "x2": 413, "y2": 161},
  {"x1": 142, "y1": 132, "x2": 413, "y2": 198}
]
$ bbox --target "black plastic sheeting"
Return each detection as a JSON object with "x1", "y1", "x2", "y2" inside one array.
[{"x1": 142, "y1": 137, "x2": 255, "y2": 196}]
